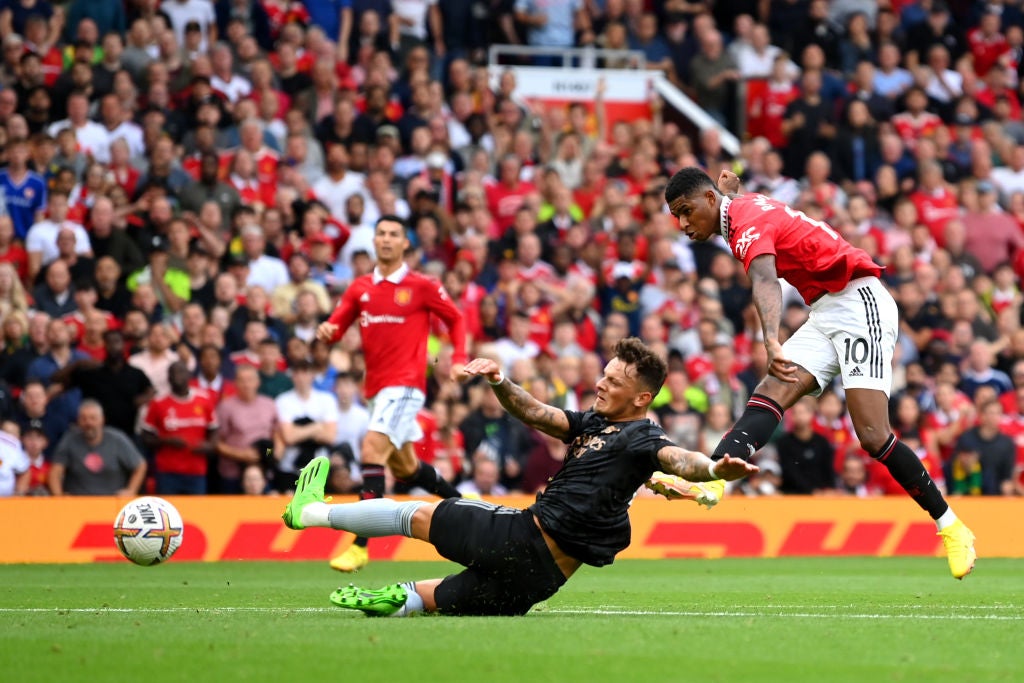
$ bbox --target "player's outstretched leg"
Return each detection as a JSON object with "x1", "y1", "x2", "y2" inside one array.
[{"x1": 285, "y1": 455, "x2": 429, "y2": 536}]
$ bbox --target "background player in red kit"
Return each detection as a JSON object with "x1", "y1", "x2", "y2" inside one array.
[
  {"x1": 317, "y1": 215, "x2": 469, "y2": 572},
  {"x1": 664, "y1": 167, "x2": 977, "y2": 580}
]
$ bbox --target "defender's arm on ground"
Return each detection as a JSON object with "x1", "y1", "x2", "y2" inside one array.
[
  {"x1": 463, "y1": 357, "x2": 571, "y2": 440},
  {"x1": 656, "y1": 448, "x2": 759, "y2": 482}
]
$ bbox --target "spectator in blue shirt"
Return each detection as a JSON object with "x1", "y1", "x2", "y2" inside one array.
[{"x1": 0, "y1": 138, "x2": 46, "y2": 239}]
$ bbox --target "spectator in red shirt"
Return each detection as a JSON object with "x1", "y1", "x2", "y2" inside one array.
[
  {"x1": 967, "y1": 11, "x2": 1009, "y2": 78},
  {"x1": 486, "y1": 154, "x2": 536, "y2": 234},
  {"x1": 142, "y1": 361, "x2": 219, "y2": 495}
]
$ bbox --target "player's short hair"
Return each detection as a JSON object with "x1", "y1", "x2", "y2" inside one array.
[
  {"x1": 664, "y1": 167, "x2": 719, "y2": 204},
  {"x1": 376, "y1": 214, "x2": 406, "y2": 229},
  {"x1": 613, "y1": 337, "x2": 667, "y2": 394}
]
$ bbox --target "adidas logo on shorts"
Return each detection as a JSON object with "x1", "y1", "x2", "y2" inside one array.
[{"x1": 849, "y1": 366, "x2": 863, "y2": 377}]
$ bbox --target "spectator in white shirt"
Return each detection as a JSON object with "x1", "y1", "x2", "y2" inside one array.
[
  {"x1": 239, "y1": 225, "x2": 288, "y2": 293},
  {"x1": 162, "y1": 0, "x2": 217, "y2": 53},
  {"x1": 25, "y1": 191, "x2": 92, "y2": 281},
  {"x1": 46, "y1": 92, "x2": 109, "y2": 160},
  {"x1": 312, "y1": 142, "x2": 369, "y2": 218}
]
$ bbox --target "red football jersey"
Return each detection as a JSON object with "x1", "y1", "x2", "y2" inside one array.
[
  {"x1": 891, "y1": 111, "x2": 943, "y2": 150},
  {"x1": 910, "y1": 188, "x2": 960, "y2": 247},
  {"x1": 143, "y1": 391, "x2": 218, "y2": 476},
  {"x1": 724, "y1": 194, "x2": 883, "y2": 304},
  {"x1": 967, "y1": 28, "x2": 1009, "y2": 77},
  {"x1": 326, "y1": 264, "x2": 468, "y2": 399}
]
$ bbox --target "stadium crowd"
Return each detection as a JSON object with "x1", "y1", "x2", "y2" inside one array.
[{"x1": 0, "y1": 0, "x2": 1021, "y2": 500}]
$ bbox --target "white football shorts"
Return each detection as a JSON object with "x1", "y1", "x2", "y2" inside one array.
[
  {"x1": 783, "y1": 276, "x2": 897, "y2": 397},
  {"x1": 367, "y1": 386, "x2": 425, "y2": 449}
]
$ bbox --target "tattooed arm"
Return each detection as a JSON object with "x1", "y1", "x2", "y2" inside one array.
[
  {"x1": 463, "y1": 357, "x2": 571, "y2": 440},
  {"x1": 748, "y1": 254, "x2": 800, "y2": 383},
  {"x1": 656, "y1": 447, "x2": 759, "y2": 482}
]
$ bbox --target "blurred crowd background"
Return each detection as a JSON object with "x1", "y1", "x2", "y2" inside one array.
[{"x1": 0, "y1": 0, "x2": 1021, "y2": 500}]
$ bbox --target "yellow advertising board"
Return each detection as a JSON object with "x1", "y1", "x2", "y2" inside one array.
[{"x1": 0, "y1": 496, "x2": 1019, "y2": 563}]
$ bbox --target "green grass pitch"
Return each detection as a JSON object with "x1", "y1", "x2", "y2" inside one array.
[{"x1": 1, "y1": 558, "x2": 1021, "y2": 683}]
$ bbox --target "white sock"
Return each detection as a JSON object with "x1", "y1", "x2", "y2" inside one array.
[
  {"x1": 935, "y1": 507, "x2": 958, "y2": 531},
  {"x1": 394, "y1": 581, "x2": 425, "y2": 617},
  {"x1": 299, "y1": 502, "x2": 331, "y2": 528}
]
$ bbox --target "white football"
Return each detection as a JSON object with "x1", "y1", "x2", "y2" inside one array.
[{"x1": 113, "y1": 496, "x2": 184, "y2": 566}]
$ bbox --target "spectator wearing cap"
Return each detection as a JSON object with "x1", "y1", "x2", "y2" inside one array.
[
  {"x1": 49, "y1": 400, "x2": 146, "y2": 496},
  {"x1": 905, "y1": 2, "x2": 965, "y2": 70},
  {"x1": 963, "y1": 179, "x2": 1024, "y2": 274},
  {"x1": 15, "y1": 380, "x2": 70, "y2": 457},
  {"x1": 20, "y1": 418, "x2": 49, "y2": 495}
]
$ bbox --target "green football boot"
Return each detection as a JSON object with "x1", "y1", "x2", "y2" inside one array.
[
  {"x1": 281, "y1": 456, "x2": 330, "y2": 530},
  {"x1": 329, "y1": 584, "x2": 409, "y2": 617}
]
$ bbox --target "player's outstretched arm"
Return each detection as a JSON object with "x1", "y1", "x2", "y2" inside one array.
[
  {"x1": 657, "y1": 447, "x2": 759, "y2": 482},
  {"x1": 463, "y1": 357, "x2": 571, "y2": 440}
]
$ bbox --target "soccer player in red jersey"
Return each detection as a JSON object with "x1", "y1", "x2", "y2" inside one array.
[
  {"x1": 665, "y1": 167, "x2": 977, "y2": 579},
  {"x1": 317, "y1": 215, "x2": 469, "y2": 572}
]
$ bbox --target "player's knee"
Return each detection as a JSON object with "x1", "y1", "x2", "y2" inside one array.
[
  {"x1": 855, "y1": 426, "x2": 890, "y2": 455},
  {"x1": 390, "y1": 457, "x2": 418, "y2": 479},
  {"x1": 361, "y1": 432, "x2": 394, "y2": 464},
  {"x1": 410, "y1": 502, "x2": 437, "y2": 541}
]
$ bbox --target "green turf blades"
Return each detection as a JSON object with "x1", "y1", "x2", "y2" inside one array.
[
  {"x1": 1, "y1": 559, "x2": 1021, "y2": 683},
  {"x1": 329, "y1": 583, "x2": 408, "y2": 617},
  {"x1": 281, "y1": 456, "x2": 330, "y2": 530}
]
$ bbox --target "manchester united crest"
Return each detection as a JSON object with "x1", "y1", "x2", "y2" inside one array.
[{"x1": 395, "y1": 288, "x2": 412, "y2": 305}]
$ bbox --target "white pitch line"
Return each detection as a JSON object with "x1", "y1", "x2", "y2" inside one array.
[
  {"x1": 0, "y1": 607, "x2": 1020, "y2": 620},
  {"x1": 547, "y1": 609, "x2": 1024, "y2": 621}
]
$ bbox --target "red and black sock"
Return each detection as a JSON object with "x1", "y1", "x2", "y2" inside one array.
[
  {"x1": 711, "y1": 394, "x2": 784, "y2": 461},
  {"x1": 872, "y1": 434, "x2": 949, "y2": 520},
  {"x1": 406, "y1": 460, "x2": 461, "y2": 499}
]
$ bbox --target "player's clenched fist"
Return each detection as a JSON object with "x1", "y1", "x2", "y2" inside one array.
[{"x1": 718, "y1": 170, "x2": 741, "y2": 194}]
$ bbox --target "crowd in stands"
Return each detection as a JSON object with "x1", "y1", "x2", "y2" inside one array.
[{"x1": 0, "y1": 0, "x2": 1022, "y2": 500}]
